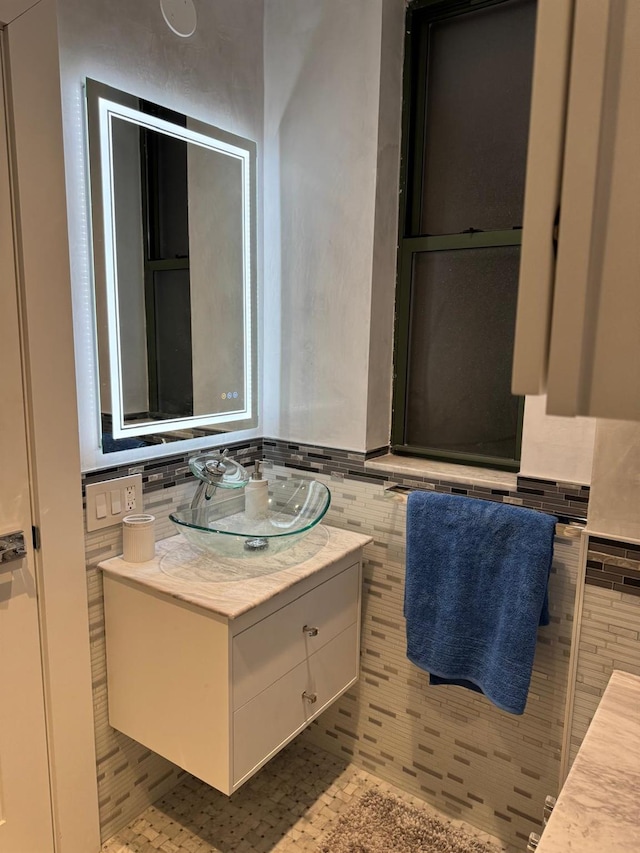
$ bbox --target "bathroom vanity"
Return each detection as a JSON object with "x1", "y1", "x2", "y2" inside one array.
[
  {"x1": 99, "y1": 525, "x2": 370, "y2": 795},
  {"x1": 536, "y1": 670, "x2": 640, "y2": 852}
]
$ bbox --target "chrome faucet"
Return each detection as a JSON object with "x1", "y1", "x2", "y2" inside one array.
[{"x1": 189, "y1": 449, "x2": 249, "y2": 514}]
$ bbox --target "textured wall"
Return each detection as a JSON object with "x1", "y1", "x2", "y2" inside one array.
[
  {"x1": 263, "y1": 0, "x2": 391, "y2": 449},
  {"x1": 364, "y1": 0, "x2": 404, "y2": 450},
  {"x1": 519, "y1": 396, "x2": 596, "y2": 485},
  {"x1": 587, "y1": 420, "x2": 640, "y2": 540}
]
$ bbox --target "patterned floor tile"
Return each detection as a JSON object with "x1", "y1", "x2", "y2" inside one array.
[{"x1": 101, "y1": 741, "x2": 515, "y2": 853}]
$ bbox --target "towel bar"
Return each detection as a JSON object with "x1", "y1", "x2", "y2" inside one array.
[{"x1": 383, "y1": 483, "x2": 586, "y2": 535}]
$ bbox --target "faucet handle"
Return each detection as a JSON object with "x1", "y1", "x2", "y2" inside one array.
[
  {"x1": 204, "y1": 448, "x2": 232, "y2": 478},
  {"x1": 204, "y1": 459, "x2": 225, "y2": 476}
]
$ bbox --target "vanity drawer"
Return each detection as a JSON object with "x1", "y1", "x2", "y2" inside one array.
[
  {"x1": 232, "y1": 562, "x2": 359, "y2": 709},
  {"x1": 233, "y1": 622, "x2": 358, "y2": 785}
]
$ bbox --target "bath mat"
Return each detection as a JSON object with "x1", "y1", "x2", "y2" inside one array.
[{"x1": 319, "y1": 789, "x2": 499, "y2": 853}]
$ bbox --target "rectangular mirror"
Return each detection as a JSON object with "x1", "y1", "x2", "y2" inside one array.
[{"x1": 85, "y1": 79, "x2": 257, "y2": 452}]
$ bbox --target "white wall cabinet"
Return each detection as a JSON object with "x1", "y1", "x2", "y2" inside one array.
[
  {"x1": 512, "y1": 0, "x2": 640, "y2": 420},
  {"x1": 102, "y1": 547, "x2": 363, "y2": 795}
]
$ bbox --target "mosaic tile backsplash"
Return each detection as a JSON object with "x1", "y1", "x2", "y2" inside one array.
[
  {"x1": 568, "y1": 536, "x2": 640, "y2": 767},
  {"x1": 83, "y1": 437, "x2": 594, "y2": 847},
  {"x1": 82, "y1": 437, "x2": 590, "y2": 522},
  {"x1": 585, "y1": 536, "x2": 640, "y2": 596}
]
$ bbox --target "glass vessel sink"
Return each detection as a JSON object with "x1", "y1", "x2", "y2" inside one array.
[{"x1": 170, "y1": 478, "x2": 331, "y2": 558}]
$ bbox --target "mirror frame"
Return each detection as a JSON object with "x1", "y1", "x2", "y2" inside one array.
[{"x1": 85, "y1": 78, "x2": 258, "y2": 447}]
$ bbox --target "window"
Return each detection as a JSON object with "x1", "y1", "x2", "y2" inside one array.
[{"x1": 392, "y1": 0, "x2": 537, "y2": 471}]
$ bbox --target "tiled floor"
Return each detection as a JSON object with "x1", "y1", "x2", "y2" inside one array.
[{"x1": 101, "y1": 740, "x2": 515, "y2": 853}]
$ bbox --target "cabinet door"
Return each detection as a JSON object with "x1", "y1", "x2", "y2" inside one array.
[
  {"x1": 512, "y1": 0, "x2": 574, "y2": 397},
  {"x1": 513, "y1": 0, "x2": 640, "y2": 420},
  {"x1": 233, "y1": 623, "x2": 359, "y2": 786},
  {"x1": 233, "y1": 563, "x2": 360, "y2": 709}
]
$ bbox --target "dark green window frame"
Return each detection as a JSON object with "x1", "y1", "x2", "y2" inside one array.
[{"x1": 391, "y1": 0, "x2": 528, "y2": 472}]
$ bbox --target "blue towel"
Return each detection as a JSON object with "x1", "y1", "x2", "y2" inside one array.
[{"x1": 404, "y1": 491, "x2": 556, "y2": 715}]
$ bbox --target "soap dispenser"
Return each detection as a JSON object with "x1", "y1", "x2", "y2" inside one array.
[{"x1": 244, "y1": 460, "x2": 269, "y2": 520}]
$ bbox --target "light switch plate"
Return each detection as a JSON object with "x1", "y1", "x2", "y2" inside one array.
[{"x1": 85, "y1": 474, "x2": 143, "y2": 532}]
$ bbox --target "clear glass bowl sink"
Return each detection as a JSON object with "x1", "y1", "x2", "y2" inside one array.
[{"x1": 170, "y1": 478, "x2": 331, "y2": 558}]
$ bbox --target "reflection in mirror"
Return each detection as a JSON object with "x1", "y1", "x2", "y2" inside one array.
[{"x1": 85, "y1": 80, "x2": 257, "y2": 453}]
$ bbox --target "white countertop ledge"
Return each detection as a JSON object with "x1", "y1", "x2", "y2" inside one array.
[
  {"x1": 365, "y1": 453, "x2": 518, "y2": 491},
  {"x1": 98, "y1": 524, "x2": 372, "y2": 620},
  {"x1": 538, "y1": 670, "x2": 640, "y2": 852}
]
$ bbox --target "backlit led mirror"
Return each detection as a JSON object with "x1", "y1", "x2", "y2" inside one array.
[{"x1": 85, "y1": 79, "x2": 257, "y2": 452}]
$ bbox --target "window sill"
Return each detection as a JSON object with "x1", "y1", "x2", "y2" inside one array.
[{"x1": 364, "y1": 453, "x2": 518, "y2": 492}]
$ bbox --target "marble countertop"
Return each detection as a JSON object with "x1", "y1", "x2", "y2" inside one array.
[
  {"x1": 538, "y1": 670, "x2": 640, "y2": 852},
  {"x1": 98, "y1": 523, "x2": 371, "y2": 620}
]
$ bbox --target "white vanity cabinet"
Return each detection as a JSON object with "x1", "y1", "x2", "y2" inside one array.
[{"x1": 100, "y1": 528, "x2": 369, "y2": 795}]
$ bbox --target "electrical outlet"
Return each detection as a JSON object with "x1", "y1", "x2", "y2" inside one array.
[
  {"x1": 124, "y1": 485, "x2": 137, "y2": 512},
  {"x1": 85, "y1": 474, "x2": 143, "y2": 532}
]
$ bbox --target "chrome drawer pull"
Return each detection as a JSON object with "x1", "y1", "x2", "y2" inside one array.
[
  {"x1": 303, "y1": 625, "x2": 319, "y2": 637},
  {"x1": 302, "y1": 691, "x2": 317, "y2": 704},
  {"x1": 527, "y1": 832, "x2": 540, "y2": 852}
]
